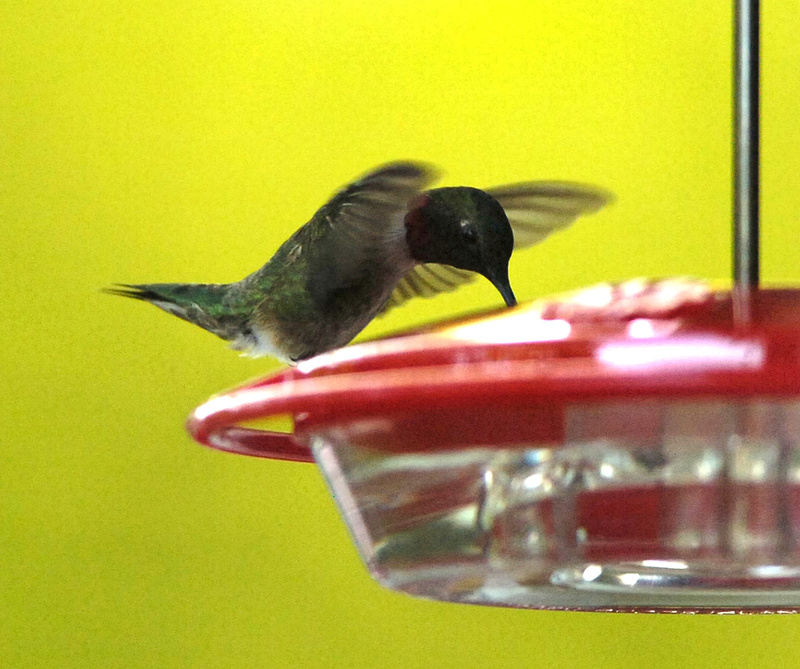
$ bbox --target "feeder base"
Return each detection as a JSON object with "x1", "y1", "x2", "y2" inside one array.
[{"x1": 314, "y1": 399, "x2": 800, "y2": 613}]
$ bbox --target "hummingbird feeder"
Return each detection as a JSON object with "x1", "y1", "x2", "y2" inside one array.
[{"x1": 189, "y1": 1, "x2": 800, "y2": 612}]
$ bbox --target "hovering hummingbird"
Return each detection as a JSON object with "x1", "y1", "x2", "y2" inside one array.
[{"x1": 107, "y1": 162, "x2": 611, "y2": 362}]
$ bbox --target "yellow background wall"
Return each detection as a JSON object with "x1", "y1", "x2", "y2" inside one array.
[{"x1": 4, "y1": 1, "x2": 800, "y2": 666}]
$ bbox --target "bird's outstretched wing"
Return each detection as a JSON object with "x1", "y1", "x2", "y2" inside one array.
[
  {"x1": 320, "y1": 161, "x2": 439, "y2": 241},
  {"x1": 488, "y1": 181, "x2": 613, "y2": 249},
  {"x1": 380, "y1": 263, "x2": 475, "y2": 313},
  {"x1": 379, "y1": 180, "x2": 613, "y2": 316},
  {"x1": 303, "y1": 162, "x2": 439, "y2": 307}
]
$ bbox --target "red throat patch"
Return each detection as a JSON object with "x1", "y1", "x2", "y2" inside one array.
[{"x1": 404, "y1": 194, "x2": 432, "y2": 254}]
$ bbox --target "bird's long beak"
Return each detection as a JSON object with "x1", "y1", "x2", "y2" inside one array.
[{"x1": 486, "y1": 271, "x2": 517, "y2": 307}]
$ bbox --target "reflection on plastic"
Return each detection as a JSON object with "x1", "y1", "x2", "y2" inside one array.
[
  {"x1": 446, "y1": 312, "x2": 572, "y2": 344},
  {"x1": 597, "y1": 337, "x2": 765, "y2": 370}
]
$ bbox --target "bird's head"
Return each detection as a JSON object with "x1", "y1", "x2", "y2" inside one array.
[{"x1": 404, "y1": 186, "x2": 517, "y2": 307}]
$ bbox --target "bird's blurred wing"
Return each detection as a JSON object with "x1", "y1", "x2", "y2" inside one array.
[
  {"x1": 379, "y1": 263, "x2": 476, "y2": 315},
  {"x1": 322, "y1": 161, "x2": 439, "y2": 243},
  {"x1": 304, "y1": 161, "x2": 439, "y2": 305},
  {"x1": 487, "y1": 181, "x2": 613, "y2": 249}
]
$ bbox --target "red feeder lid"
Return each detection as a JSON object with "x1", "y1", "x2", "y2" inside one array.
[{"x1": 187, "y1": 279, "x2": 800, "y2": 463}]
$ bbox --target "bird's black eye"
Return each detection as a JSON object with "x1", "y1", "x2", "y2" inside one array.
[{"x1": 460, "y1": 220, "x2": 477, "y2": 244}]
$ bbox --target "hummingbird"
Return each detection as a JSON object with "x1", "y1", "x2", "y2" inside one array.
[{"x1": 107, "y1": 162, "x2": 612, "y2": 362}]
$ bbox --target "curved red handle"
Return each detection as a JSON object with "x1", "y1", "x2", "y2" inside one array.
[{"x1": 187, "y1": 368, "x2": 315, "y2": 462}]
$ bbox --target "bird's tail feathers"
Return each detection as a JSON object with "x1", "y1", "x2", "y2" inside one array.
[{"x1": 104, "y1": 282, "x2": 238, "y2": 340}]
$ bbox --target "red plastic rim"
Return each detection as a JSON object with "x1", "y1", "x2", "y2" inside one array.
[{"x1": 187, "y1": 281, "x2": 800, "y2": 462}]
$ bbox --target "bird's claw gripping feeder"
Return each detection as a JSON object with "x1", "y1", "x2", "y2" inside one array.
[{"x1": 189, "y1": 1, "x2": 800, "y2": 612}]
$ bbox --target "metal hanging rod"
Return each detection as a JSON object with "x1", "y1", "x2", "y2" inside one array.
[{"x1": 733, "y1": 0, "x2": 760, "y2": 288}]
